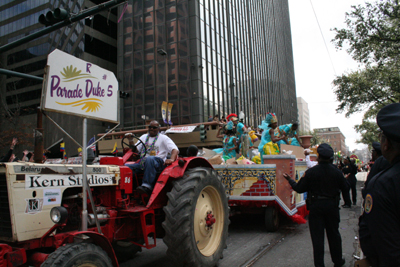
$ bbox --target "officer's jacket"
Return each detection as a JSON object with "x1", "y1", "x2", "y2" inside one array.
[
  {"x1": 342, "y1": 163, "x2": 357, "y2": 181},
  {"x1": 359, "y1": 156, "x2": 400, "y2": 266},
  {"x1": 364, "y1": 155, "x2": 391, "y2": 189},
  {"x1": 288, "y1": 162, "x2": 348, "y2": 198}
]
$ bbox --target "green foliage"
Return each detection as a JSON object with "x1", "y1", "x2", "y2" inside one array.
[
  {"x1": 354, "y1": 119, "x2": 380, "y2": 148},
  {"x1": 333, "y1": 1, "x2": 400, "y2": 65},
  {"x1": 332, "y1": 0, "x2": 400, "y2": 145},
  {"x1": 333, "y1": 65, "x2": 400, "y2": 117},
  {"x1": 311, "y1": 129, "x2": 324, "y2": 147}
]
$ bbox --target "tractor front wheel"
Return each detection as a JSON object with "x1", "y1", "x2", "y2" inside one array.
[
  {"x1": 163, "y1": 167, "x2": 229, "y2": 266},
  {"x1": 41, "y1": 243, "x2": 112, "y2": 267}
]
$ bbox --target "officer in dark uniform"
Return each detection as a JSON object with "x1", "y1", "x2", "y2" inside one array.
[
  {"x1": 283, "y1": 143, "x2": 347, "y2": 267},
  {"x1": 359, "y1": 103, "x2": 400, "y2": 266},
  {"x1": 363, "y1": 141, "x2": 390, "y2": 191},
  {"x1": 342, "y1": 156, "x2": 358, "y2": 206}
]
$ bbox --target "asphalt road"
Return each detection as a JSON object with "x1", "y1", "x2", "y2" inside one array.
[
  {"x1": 121, "y1": 172, "x2": 367, "y2": 267},
  {"x1": 121, "y1": 213, "x2": 291, "y2": 267}
]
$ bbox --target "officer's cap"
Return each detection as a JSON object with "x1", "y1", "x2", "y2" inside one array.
[
  {"x1": 317, "y1": 143, "x2": 334, "y2": 159},
  {"x1": 372, "y1": 142, "x2": 381, "y2": 153},
  {"x1": 377, "y1": 103, "x2": 400, "y2": 142}
]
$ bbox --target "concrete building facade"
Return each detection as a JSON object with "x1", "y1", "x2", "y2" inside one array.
[
  {"x1": 296, "y1": 96, "x2": 310, "y2": 134},
  {"x1": 314, "y1": 127, "x2": 347, "y2": 155},
  {"x1": 352, "y1": 147, "x2": 370, "y2": 164}
]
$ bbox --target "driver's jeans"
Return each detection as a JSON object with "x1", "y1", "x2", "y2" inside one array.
[{"x1": 125, "y1": 156, "x2": 165, "y2": 190}]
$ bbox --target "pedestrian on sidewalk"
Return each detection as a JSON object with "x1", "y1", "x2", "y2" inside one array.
[
  {"x1": 283, "y1": 143, "x2": 347, "y2": 267},
  {"x1": 359, "y1": 103, "x2": 400, "y2": 266}
]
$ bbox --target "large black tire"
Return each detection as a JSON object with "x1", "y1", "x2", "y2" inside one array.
[
  {"x1": 163, "y1": 167, "x2": 229, "y2": 267},
  {"x1": 265, "y1": 206, "x2": 279, "y2": 232},
  {"x1": 41, "y1": 243, "x2": 112, "y2": 267},
  {"x1": 112, "y1": 241, "x2": 142, "y2": 262}
]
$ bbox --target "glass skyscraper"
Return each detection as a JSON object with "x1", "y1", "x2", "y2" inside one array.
[
  {"x1": 119, "y1": 0, "x2": 297, "y2": 129},
  {"x1": 0, "y1": 0, "x2": 118, "y2": 149},
  {"x1": 0, "y1": 0, "x2": 298, "y2": 152}
]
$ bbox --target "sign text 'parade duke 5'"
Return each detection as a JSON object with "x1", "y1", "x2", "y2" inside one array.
[{"x1": 42, "y1": 49, "x2": 118, "y2": 122}]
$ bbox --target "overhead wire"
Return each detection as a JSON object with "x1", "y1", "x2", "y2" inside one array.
[{"x1": 309, "y1": 0, "x2": 337, "y2": 76}]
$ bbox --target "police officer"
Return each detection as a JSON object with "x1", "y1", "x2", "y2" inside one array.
[
  {"x1": 283, "y1": 143, "x2": 347, "y2": 267},
  {"x1": 363, "y1": 141, "x2": 390, "y2": 190},
  {"x1": 359, "y1": 103, "x2": 400, "y2": 266},
  {"x1": 342, "y1": 156, "x2": 358, "y2": 206}
]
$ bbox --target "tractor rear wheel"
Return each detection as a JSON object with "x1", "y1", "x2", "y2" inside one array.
[
  {"x1": 163, "y1": 167, "x2": 229, "y2": 267},
  {"x1": 41, "y1": 243, "x2": 112, "y2": 267}
]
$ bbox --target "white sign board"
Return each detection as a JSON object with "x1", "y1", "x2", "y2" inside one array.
[
  {"x1": 42, "y1": 49, "x2": 118, "y2": 123},
  {"x1": 25, "y1": 174, "x2": 116, "y2": 189},
  {"x1": 165, "y1": 126, "x2": 197, "y2": 133}
]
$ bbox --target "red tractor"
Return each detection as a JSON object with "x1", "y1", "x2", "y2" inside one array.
[{"x1": 0, "y1": 136, "x2": 229, "y2": 267}]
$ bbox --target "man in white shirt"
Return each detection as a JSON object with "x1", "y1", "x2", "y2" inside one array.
[
  {"x1": 305, "y1": 149, "x2": 318, "y2": 169},
  {"x1": 125, "y1": 120, "x2": 179, "y2": 195}
]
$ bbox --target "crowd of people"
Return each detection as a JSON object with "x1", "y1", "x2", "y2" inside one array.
[
  {"x1": 0, "y1": 138, "x2": 36, "y2": 163},
  {"x1": 211, "y1": 112, "x2": 305, "y2": 162}
]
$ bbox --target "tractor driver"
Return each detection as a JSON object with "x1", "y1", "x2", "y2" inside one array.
[{"x1": 125, "y1": 120, "x2": 179, "y2": 196}]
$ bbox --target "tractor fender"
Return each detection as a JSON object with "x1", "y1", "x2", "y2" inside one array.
[
  {"x1": 146, "y1": 157, "x2": 213, "y2": 208},
  {"x1": 67, "y1": 231, "x2": 119, "y2": 267}
]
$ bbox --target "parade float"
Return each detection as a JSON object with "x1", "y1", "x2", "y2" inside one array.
[{"x1": 98, "y1": 123, "x2": 311, "y2": 231}]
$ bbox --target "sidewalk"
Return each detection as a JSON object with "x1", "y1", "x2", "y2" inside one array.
[{"x1": 251, "y1": 172, "x2": 367, "y2": 267}]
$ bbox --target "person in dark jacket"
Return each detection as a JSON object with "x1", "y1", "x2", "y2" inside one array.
[
  {"x1": 0, "y1": 138, "x2": 18, "y2": 162},
  {"x1": 359, "y1": 103, "x2": 400, "y2": 267},
  {"x1": 342, "y1": 157, "x2": 358, "y2": 206},
  {"x1": 283, "y1": 143, "x2": 347, "y2": 267},
  {"x1": 363, "y1": 141, "x2": 390, "y2": 192}
]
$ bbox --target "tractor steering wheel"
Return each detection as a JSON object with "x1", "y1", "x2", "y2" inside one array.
[{"x1": 121, "y1": 134, "x2": 147, "y2": 161}]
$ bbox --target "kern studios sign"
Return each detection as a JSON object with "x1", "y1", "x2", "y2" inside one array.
[{"x1": 42, "y1": 49, "x2": 118, "y2": 123}]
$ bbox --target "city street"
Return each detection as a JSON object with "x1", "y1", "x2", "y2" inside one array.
[{"x1": 122, "y1": 172, "x2": 367, "y2": 267}]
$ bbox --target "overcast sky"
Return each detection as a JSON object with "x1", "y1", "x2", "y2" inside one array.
[{"x1": 288, "y1": 0, "x2": 368, "y2": 151}]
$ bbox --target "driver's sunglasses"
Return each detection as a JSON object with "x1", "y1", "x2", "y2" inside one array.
[{"x1": 148, "y1": 126, "x2": 159, "y2": 129}]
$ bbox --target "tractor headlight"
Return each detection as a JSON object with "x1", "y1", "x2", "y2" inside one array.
[{"x1": 50, "y1": 206, "x2": 68, "y2": 224}]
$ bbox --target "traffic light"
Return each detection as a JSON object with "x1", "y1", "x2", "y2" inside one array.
[
  {"x1": 39, "y1": 8, "x2": 70, "y2": 26},
  {"x1": 119, "y1": 91, "x2": 130, "y2": 98},
  {"x1": 200, "y1": 124, "x2": 207, "y2": 142}
]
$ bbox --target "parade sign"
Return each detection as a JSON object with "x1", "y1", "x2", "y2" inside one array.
[
  {"x1": 42, "y1": 49, "x2": 118, "y2": 122},
  {"x1": 165, "y1": 125, "x2": 196, "y2": 133}
]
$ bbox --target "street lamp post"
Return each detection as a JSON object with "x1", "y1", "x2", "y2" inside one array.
[{"x1": 158, "y1": 49, "x2": 168, "y2": 125}]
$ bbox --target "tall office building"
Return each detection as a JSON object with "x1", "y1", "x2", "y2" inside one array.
[
  {"x1": 297, "y1": 96, "x2": 310, "y2": 133},
  {"x1": 1, "y1": 0, "x2": 298, "y2": 154},
  {"x1": 118, "y1": 0, "x2": 297, "y2": 129},
  {"x1": 0, "y1": 0, "x2": 118, "y2": 150}
]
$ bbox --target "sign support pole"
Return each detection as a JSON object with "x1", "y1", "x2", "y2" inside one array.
[{"x1": 81, "y1": 118, "x2": 88, "y2": 231}]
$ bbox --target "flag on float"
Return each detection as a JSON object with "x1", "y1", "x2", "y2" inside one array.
[
  {"x1": 87, "y1": 137, "x2": 96, "y2": 152},
  {"x1": 60, "y1": 142, "x2": 67, "y2": 159},
  {"x1": 111, "y1": 142, "x2": 118, "y2": 154}
]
